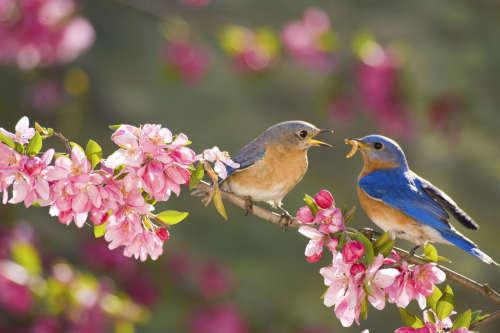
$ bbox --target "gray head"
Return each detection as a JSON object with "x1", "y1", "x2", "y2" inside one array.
[
  {"x1": 261, "y1": 120, "x2": 333, "y2": 150},
  {"x1": 345, "y1": 134, "x2": 408, "y2": 169}
]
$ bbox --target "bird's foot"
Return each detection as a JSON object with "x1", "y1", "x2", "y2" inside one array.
[
  {"x1": 277, "y1": 208, "x2": 293, "y2": 231},
  {"x1": 244, "y1": 196, "x2": 254, "y2": 216}
]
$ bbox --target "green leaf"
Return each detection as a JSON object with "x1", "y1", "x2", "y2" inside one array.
[
  {"x1": 424, "y1": 243, "x2": 438, "y2": 262},
  {"x1": 398, "y1": 308, "x2": 424, "y2": 328},
  {"x1": 436, "y1": 285, "x2": 454, "y2": 320},
  {"x1": 0, "y1": 131, "x2": 15, "y2": 148},
  {"x1": 437, "y1": 255, "x2": 452, "y2": 263},
  {"x1": 94, "y1": 222, "x2": 107, "y2": 238},
  {"x1": 15, "y1": 142, "x2": 25, "y2": 154},
  {"x1": 303, "y1": 194, "x2": 319, "y2": 215},
  {"x1": 85, "y1": 139, "x2": 103, "y2": 169},
  {"x1": 11, "y1": 241, "x2": 41, "y2": 275},
  {"x1": 471, "y1": 310, "x2": 488, "y2": 325},
  {"x1": 189, "y1": 163, "x2": 205, "y2": 190},
  {"x1": 351, "y1": 232, "x2": 375, "y2": 265},
  {"x1": 212, "y1": 186, "x2": 228, "y2": 220},
  {"x1": 69, "y1": 141, "x2": 83, "y2": 151},
  {"x1": 426, "y1": 286, "x2": 442, "y2": 312},
  {"x1": 451, "y1": 309, "x2": 472, "y2": 330},
  {"x1": 26, "y1": 132, "x2": 43, "y2": 156},
  {"x1": 156, "y1": 210, "x2": 190, "y2": 225},
  {"x1": 109, "y1": 124, "x2": 121, "y2": 131},
  {"x1": 373, "y1": 231, "x2": 395, "y2": 256}
]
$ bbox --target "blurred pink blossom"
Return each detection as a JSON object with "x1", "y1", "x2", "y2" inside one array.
[
  {"x1": 182, "y1": 0, "x2": 211, "y2": 8},
  {"x1": 165, "y1": 40, "x2": 211, "y2": 84},
  {"x1": 187, "y1": 304, "x2": 248, "y2": 333},
  {"x1": 0, "y1": 0, "x2": 95, "y2": 69},
  {"x1": 0, "y1": 262, "x2": 32, "y2": 314},
  {"x1": 281, "y1": 8, "x2": 336, "y2": 71},
  {"x1": 197, "y1": 261, "x2": 234, "y2": 298}
]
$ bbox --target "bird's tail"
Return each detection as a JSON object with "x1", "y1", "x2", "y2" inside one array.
[{"x1": 440, "y1": 229, "x2": 499, "y2": 266}]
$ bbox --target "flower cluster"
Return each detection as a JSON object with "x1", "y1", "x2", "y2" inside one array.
[
  {"x1": 0, "y1": 0, "x2": 95, "y2": 69},
  {"x1": 281, "y1": 7, "x2": 337, "y2": 71},
  {"x1": 296, "y1": 189, "x2": 446, "y2": 327},
  {"x1": 396, "y1": 310, "x2": 474, "y2": 333},
  {"x1": 220, "y1": 25, "x2": 280, "y2": 73},
  {"x1": 0, "y1": 117, "x2": 237, "y2": 262}
]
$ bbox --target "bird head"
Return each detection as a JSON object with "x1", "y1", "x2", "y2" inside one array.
[
  {"x1": 264, "y1": 121, "x2": 333, "y2": 150},
  {"x1": 344, "y1": 135, "x2": 408, "y2": 169}
]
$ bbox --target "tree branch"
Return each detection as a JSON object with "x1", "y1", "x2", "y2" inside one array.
[{"x1": 193, "y1": 181, "x2": 500, "y2": 306}]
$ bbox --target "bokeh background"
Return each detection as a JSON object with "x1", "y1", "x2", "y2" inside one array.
[{"x1": 1, "y1": 0, "x2": 499, "y2": 332}]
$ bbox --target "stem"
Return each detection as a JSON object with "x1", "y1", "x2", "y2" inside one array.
[
  {"x1": 193, "y1": 181, "x2": 500, "y2": 306},
  {"x1": 53, "y1": 132, "x2": 72, "y2": 153}
]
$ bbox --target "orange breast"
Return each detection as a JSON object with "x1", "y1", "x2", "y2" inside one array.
[
  {"x1": 227, "y1": 144, "x2": 308, "y2": 201},
  {"x1": 357, "y1": 186, "x2": 440, "y2": 245}
]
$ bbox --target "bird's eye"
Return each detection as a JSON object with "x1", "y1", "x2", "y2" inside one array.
[
  {"x1": 374, "y1": 142, "x2": 383, "y2": 150},
  {"x1": 298, "y1": 130, "x2": 308, "y2": 139}
]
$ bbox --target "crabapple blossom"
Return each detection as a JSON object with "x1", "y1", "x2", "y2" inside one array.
[
  {"x1": 395, "y1": 310, "x2": 474, "y2": 333},
  {"x1": 298, "y1": 226, "x2": 326, "y2": 263},
  {"x1": 363, "y1": 254, "x2": 400, "y2": 310},
  {"x1": 198, "y1": 146, "x2": 240, "y2": 180},
  {"x1": 313, "y1": 189, "x2": 334, "y2": 209},
  {"x1": 296, "y1": 206, "x2": 314, "y2": 224},
  {"x1": 0, "y1": 116, "x2": 35, "y2": 144},
  {"x1": 320, "y1": 252, "x2": 364, "y2": 327},
  {"x1": 342, "y1": 240, "x2": 365, "y2": 264}
]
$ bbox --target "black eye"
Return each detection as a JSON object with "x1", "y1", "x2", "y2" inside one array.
[
  {"x1": 374, "y1": 142, "x2": 383, "y2": 150},
  {"x1": 298, "y1": 130, "x2": 308, "y2": 139}
]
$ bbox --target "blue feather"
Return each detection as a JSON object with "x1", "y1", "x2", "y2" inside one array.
[{"x1": 359, "y1": 167, "x2": 498, "y2": 265}]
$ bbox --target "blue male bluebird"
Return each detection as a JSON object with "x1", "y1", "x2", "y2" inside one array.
[
  {"x1": 345, "y1": 134, "x2": 497, "y2": 265},
  {"x1": 221, "y1": 121, "x2": 333, "y2": 215}
]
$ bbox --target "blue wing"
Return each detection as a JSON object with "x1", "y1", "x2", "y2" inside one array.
[
  {"x1": 358, "y1": 168, "x2": 451, "y2": 231},
  {"x1": 225, "y1": 138, "x2": 266, "y2": 177},
  {"x1": 359, "y1": 169, "x2": 497, "y2": 265}
]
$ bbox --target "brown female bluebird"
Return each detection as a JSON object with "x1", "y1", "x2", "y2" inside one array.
[
  {"x1": 345, "y1": 134, "x2": 497, "y2": 265},
  {"x1": 221, "y1": 120, "x2": 333, "y2": 216}
]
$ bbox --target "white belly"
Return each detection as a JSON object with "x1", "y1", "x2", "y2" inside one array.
[{"x1": 227, "y1": 181, "x2": 287, "y2": 203}]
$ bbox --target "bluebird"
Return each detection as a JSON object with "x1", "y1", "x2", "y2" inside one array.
[
  {"x1": 345, "y1": 134, "x2": 497, "y2": 265},
  {"x1": 221, "y1": 121, "x2": 333, "y2": 216}
]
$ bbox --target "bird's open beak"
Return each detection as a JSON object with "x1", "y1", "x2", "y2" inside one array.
[
  {"x1": 344, "y1": 138, "x2": 366, "y2": 158},
  {"x1": 308, "y1": 129, "x2": 334, "y2": 147}
]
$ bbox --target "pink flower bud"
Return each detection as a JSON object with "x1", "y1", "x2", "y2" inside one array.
[
  {"x1": 313, "y1": 190, "x2": 334, "y2": 209},
  {"x1": 156, "y1": 227, "x2": 170, "y2": 241},
  {"x1": 342, "y1": 240, "x2": 365, "y2": 264},
  {"x1": 306, "y1": 253, "x2": 322, "y2": 263},
  {"x1": 296, "y1": 206, "x2": 314, "y2": 224},
  {"x1": 349, "y1": 262, "x2": 366, "y2": 279}
]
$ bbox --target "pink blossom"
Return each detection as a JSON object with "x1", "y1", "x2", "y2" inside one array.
[
  {"x1": 0, "y1": 261, "x2": 33, "y2": 314},
  {"x1": 314, "y1": 189, "x2": 334, "y2": 209},
  {"x1": 0, "y1": 116, "x2": 35, "y2": 144},
  {"x1": 13, "y1": 149, "x2": 54, "y2": 207},
  {"x1": 395, "y1": 310, "x2": 472, "y2": 333},
  {"x1": 281, "y1": 8, "x2": 336, "y2": 71},
  {"x1": 105, "y1": 125, "x2": 143, "y2": 168},
  {"x1": 296, "y1": 206, "x2": 314, "y2": 224},
  {"x1": 46, "y1": 145, "x2": 103, "y2": 227},
  {"x1": 315, "y1": 207, "x2": 344, "y2": 234},
  {"x1": 364, "y1": 255, "x2": 400, "y2": 310},
  {"x1": 386, "y1": 261, "x2": 445, "y2": 309},
  {"x1": 198, "y1": 146, "x2": 239, "y2": 180},
  {"x1": 165, "y1": 40, "x2": 211, "y2": 84},
  {"x1": 298, "y1": 226, "x2": 325, "y2": 263},
  {"x1": 342, "y1": 240, "x2": 365, "y2": 264},
  {"x1": 320, "y1": 252, "x2": 364, "y2": 327}
]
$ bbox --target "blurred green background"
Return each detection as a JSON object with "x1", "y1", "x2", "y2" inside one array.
[{"x1": 0, "y1": 0, "x2": 499, "y2": 332}]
